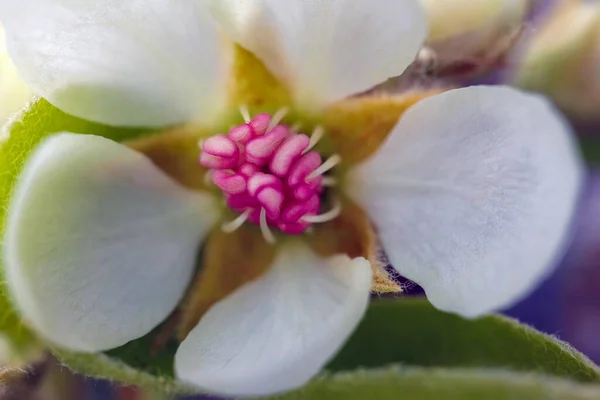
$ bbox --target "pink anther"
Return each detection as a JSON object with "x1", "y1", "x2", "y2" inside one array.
[
  {"x1": 281, "y1": 195, "x2": 320, "y2": 223},
  {"x1": 211, "y1": 170, "x2": 247, "y2": 195},
  {"x1": 200, "y1": 153, "x2": 240, "y2": 170},
  {"x1": 202, "y1": 134, "x2": 239, "y2": 158},
  {"x1": 292, "y1": 177, "x2": 322, "y2": 202},
  {"x1": 247, "y1": 172, "x2": 283, "y2": 197},
  {"x1": 287, "y1": 151, "x2": 322, "y2": 187},
  {"x1": 246, "y1": 125, "x2": 289, "y2": 166},
  {"x1": 238, "y1": 163, "x2": 260, "y2": 178},
  {"x1": 228, "y1": 124, "x2": 255, "y2": 145},
  {"x1": 277, "y1": 221, "x2": 311, "y2": 235},
  {"x1": 200, "y1": 134, "x2": 241, "y2": 169},
  {"x1": 270, "y1": 134, "x2": 310, "y2": 177},
  {"x1": 250, "y1": 113, "x2": 272, "y2": 135},
  {"x1": 199, "y1": 112, "x2": 337, "y2": 236},
  {"x1": 257, "y1": 187, "x2": 285, "y2": 219},
  {"x1": 226, "y1": 192, "x2": 260, "y2": 211}
]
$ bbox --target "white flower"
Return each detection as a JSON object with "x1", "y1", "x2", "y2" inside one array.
[
  {"x1": 0, "y1": 24, "x2": 32, "y2": 126},
  {"x1": 0, "y1": 0, "x2": 583, "y2": 397}
]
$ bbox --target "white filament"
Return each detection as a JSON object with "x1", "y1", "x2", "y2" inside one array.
[
  {"x1": 307, "y1": 154, "x2": 342, "y2": 181},
  {"x1": 302, "y1": 198, "x2": 343, "y2": 224},
  {"x1": 267, "y1": 107, "x2": 290, "y2": 132},
  {"x1": 239, "y1": 105, "x2": 251, "y2": 123},
  {"x1": 303, "y1": 126, "x2": 325, "y2": 154},
  {"x1": 221, "y1": 209, "x2": 253, "y2": 233},
  {"x1": 260, "y1": 208, "x2": 276, "y2": 244}
]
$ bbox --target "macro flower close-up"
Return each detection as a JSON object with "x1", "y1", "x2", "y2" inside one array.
[{"x1": 0, "y1": 1, "x2": 595, "y2": 399}]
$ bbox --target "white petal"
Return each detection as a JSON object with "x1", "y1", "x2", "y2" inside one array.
[
  {"x1": 348, "y1": 86, "x2": 583, "y2": 317},
  {"x1": 174, "y1": 242, "x2": 372, "y2": 397},
  {"x1": 210, "y1": 0, "x2": 427, "y2": 107},
  {"x1": 0, "y1": 0, "x2": 226, "y2": 127},
  {"x1": 0, "y1": 25, "x2": 32, "y2": 126},
  {"x1": 4, "y1": 134, "x2": 219, "y2": 352}
]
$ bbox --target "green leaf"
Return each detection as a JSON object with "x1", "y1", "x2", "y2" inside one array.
[
  {"x1": 52, "y1": 298, "x2": 600, "y2": 395},
  {"x1": 328, "y1": 299, "x2": 600, "y2": 383},
  {"x1": 53, "y1": 347, "x2": 194, "y2": 395},
  {"x1": 104, "y1": 321, "x2": 179, "y2": 378},
  {"x1": 0, "y1": 98, "x2": 153, "y2": 351},
  {"x1": 266, "y1": 366, "x2": 600, "y2": 400}
]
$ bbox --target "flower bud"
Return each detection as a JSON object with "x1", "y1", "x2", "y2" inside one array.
[
  {"x1": 0, "y1": 25, "x2": 32, "y2": 126},
  {"x1": 421, "y1": 0, "x2": 531, "y2": 77},
  {"x1": 514, "y1": 1, "x2": 600, "y2": 122}
]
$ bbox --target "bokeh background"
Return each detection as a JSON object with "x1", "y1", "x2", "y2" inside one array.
[{"x1": 4, "y1": 0, "x2": 600, "y2": 399}]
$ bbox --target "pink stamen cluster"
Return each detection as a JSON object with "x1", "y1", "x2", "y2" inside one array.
[{"x1": 200, "y1": 113, "x2": 324, "y2": 235}]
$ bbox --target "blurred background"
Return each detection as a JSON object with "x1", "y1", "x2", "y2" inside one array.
[{"x1": 2, "y1": 0, "x2": 600, "y2": 398}]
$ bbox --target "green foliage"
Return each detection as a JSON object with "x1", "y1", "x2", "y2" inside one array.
[
  {"x1": 53, "y1": 348, "x2": 194, "y2": 395},
  {"x1": 328, "y1": 299, "x2": 600, "y2": 383},
  {"x1": 267, "y1": 366, "x2": 600, "y2": 400},
  {"x1": 0, "y1": 289, "x2": 36, "y2": 352},
  {"x1": 104, "y1": 322, "x2": 179, "y2": 378},
  {"x1": 52, "y1": 299, "x2": 600, "y2": 395},
  {"x1": 0, "y1": 99, "x2": 153, "y2": 351}
]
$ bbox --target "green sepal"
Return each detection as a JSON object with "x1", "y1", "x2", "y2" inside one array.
[{"x1": 264, "y1": 366, "x2": 600, "y2": 400}]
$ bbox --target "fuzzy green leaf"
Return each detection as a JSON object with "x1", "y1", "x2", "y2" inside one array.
[
  {"x1": 53, "y1": 298, "x2": 600, "y2": 395},
  {"x1": 328, "y1": 299, "x2": 600, "y2": 383},
  {"x1": 266, "y1": 366, "x2": 600, "y2": 400},
  {"x1": 52, "y1": 348, "x2": 194, "y2": 395},
  {"x1": 0, "y1": 99, "x2": 153, "y2": 351}
]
